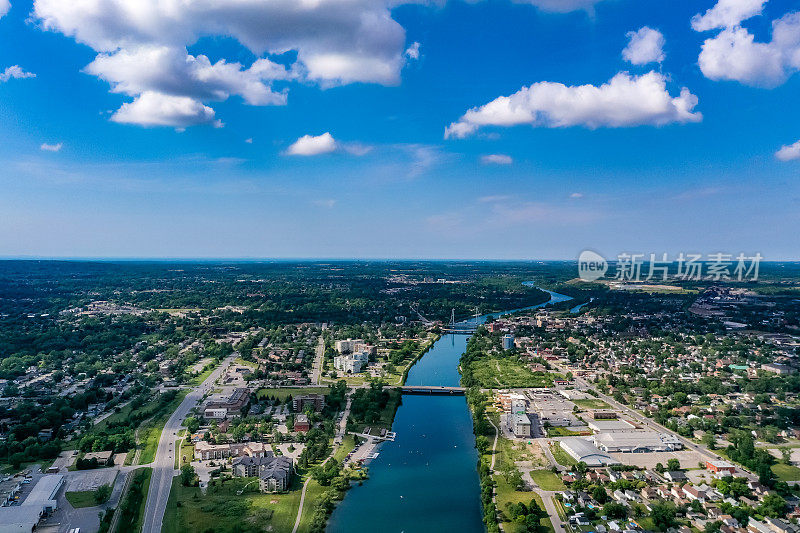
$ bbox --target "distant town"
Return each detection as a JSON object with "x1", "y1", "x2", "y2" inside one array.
[{"x1": 0, "y1": 260, "x2": 799, "y2": 533}]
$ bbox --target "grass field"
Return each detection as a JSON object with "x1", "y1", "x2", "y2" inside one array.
[
  {"x1": 550, "y1": 442, "x2": 578, "y2": 467},
  {"x1": 333, "y1": 435, "x2": 356, "y2": 463},
  {"x1": 530, "y1": 469, "x2": 566, "y2": 491},
  {"x1": 65, "y1": 490, "x2": 103, "y2": 508},
  {"x1": 137, "y1": 390, "x2": 188, "y2": 465},
  {"x1": 468, "y1": 357, "x2": 560, "y2": 388},
  {"x1": 772, "y1": 463, "x2": 800, "y2": 481},
  {"x1": 546, "y1": 427, "x2": 589, "y2": 437},
  {"x1": 572, "y1": 399, "x2": 611, "y2": 410},
  {"x1": 256, "y1": 386, "x2": 331, "y2": 401},
  {"x1": 163, "y1": 475, "x2": 309, "y2": 533}
]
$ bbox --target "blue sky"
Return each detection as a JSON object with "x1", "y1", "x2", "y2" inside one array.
[{"x1": 0, "y1": 0, "x2": 798, "y2": 260}]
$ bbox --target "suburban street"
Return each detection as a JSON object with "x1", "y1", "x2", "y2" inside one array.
[
  {"x1": 140, "y1": 354, "x2": 237, "y2": 533},
  {"x1": 311, "y1": 334, "x2": 325, "y2": 385}
]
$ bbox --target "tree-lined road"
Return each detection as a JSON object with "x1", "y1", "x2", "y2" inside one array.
[{"x1": 140, "y1": 354, "x2": 236, "y2": 533}]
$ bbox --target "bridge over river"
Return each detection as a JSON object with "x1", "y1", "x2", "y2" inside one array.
[{"x1": 400, "y1": 385, "x2": 466, "y2": 395}]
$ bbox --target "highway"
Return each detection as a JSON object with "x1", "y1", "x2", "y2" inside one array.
[{"x1": 140, "y1": 354, "x2": 236, "y2": 533}]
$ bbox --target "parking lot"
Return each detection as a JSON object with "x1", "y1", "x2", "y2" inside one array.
[{"x1": 66, "y1": 468, "x2": 118, "y2": 492}]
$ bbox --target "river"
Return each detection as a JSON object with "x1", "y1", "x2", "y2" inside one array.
[{"x1": 326, "y1": 288, "x2": 572, "y2": 533}]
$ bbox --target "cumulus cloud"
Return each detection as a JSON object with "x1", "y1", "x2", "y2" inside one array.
[
  {"x1": 776, "y1": 140, "x2": 800, "y2": 161},
  {"x1": 445, "y1": 71, "x2": 701, "y2": 139},
  {"x1": 693, "y1": 1, "x2": 800, "y2": 87},
  {"x1": 111, "y1": 91, "x2": 220, "y2": 129},
  {"x1": 0, "y1": 65, "x2": 36, "y2": 82},
  {"x1": 691, "y1": 0, "x2": 767, "y2": 31},
  {"x1": 86, "y1": 46, "x2": 292, "y2": 106},
  {"x1": 481, "y1": 154, "x2": 513, "y2": 165},
  {"x1": 623, "y1": 27, "x2": 665, "y2": 65},
  {"x1": 405, "y1": 42, "x2": 420, "y2": 60},
  {"x1": 0, "y1": 0, "x2": 9, "y2": 19},
  {"x1": 286, "y1": 132, "x2": 337, "y2": 156},
  {"x1": 40, "y1": 142, "x2": 63, "y2": 152},
  {"x1": 32, "y1": 0, "x2": 412, "y2": 127}
]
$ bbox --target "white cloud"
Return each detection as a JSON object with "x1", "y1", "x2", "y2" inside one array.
[
  {"x1": 691, "y1": 0, "x2": 767, "y2": 31},
  {"x1": 693, "y1": 2, "x2": 800, "y2": 87},
  {"x1": 405, "y1": 42, "x2": 420, "y2": 60},
  {"x1": 286, "y1": 132, "x2": 337, "y2": 156},
  {"x1": 0, "y1": 65, "x2": 36, "y2": 82},
  {"x1": 86, "y1": 45, "x2": 292, "y2": 106},
  {"x1": 514, "y1": 0, "x2": 608, "y2": 14},
  {"x1": 111, "y1": 91, "x2": 220, "y2": 129},
  {"x1": 0, "y1": 0, "x2": 9, "y2": 19},
  {"x1": 622, "y1": 27, "x2": 665, "y2": 65},
  {"x1": 698, "y1": 26, "x2": 786, "y2": 87},
  {"x1": 570, "y1": 192, "x2": 584, "y2": 198},
  {"x1": 481, "y1": 154, "x2": 513, "y2": 165},
  {"x1": 313, "y1": 199, "x2": 337, "y2": 208},
  {"x1": 33, "y1": 0, "x2": 406, "y2": 84},
  {"x1": 245, "y1": 138, "x2": 253, "y2": 144},
  {"x1": 479, "y1": 195, "x2": 512, "y2": 203},
  {"x1": 776, "y1": 139, "x2": 800, "y2": 161},
  {"x1": 445, "y1": 71, "x2": 701, "y2": 139},
  {"x1": 40, "y1": 142, "x2": 63, "y2": 152}
]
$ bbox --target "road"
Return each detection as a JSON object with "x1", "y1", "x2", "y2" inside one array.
[
  {"x1": 311, "y1": 335, "x2": 325, "y2": 385},
  {"x1": 533, "y1": 489, "x2": 567, "y2": 533},
  {"x1": 140, "y1": 354, "x2": 236, "y2": 533}
]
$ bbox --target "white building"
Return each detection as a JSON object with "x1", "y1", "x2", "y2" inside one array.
[
  {"x1": 0, "y1": 475, "x2": 64, "y2": 533},
  {"x1": 334, "y1": 351, "x2": 369, "y2": 374},
  {"x1": 560, "y1": 438, "x2": 620, "y2": 467},
  {"x1": 594, "y1": 431, "x2": 683, "y2": 453}
]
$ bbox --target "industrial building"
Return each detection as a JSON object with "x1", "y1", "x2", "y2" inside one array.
[
  {"x1": 560, "y1": 438, "x2": 620, "y2": 467},
  {"x1": 0, "y1": 474, "x2": 64, "y2": 533},
  {"x1": 594, "y1": 431, "x2": 683, "y2": 453}
]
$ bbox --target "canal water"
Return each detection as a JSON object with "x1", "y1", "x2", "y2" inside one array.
[{"x1": 327, "y1": 288, "x2": 572, "y2": 533}]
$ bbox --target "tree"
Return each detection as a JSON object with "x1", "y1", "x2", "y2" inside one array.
[
  {"x1": 476, "y1": 436, "x2": 490, "y2": 455},
  {"x1": 184, "y1": 417, "x2": 200, "y2": 434},
  {"x1": 602, "y1": 502, "x2": 627, "y2": 519},
  {"x1": 651, "y1": 502, "x2": 677, "y2": 531},
  {"x1": 592, "y1": 486, "x2": 608, "y2": 504},
  {"x1": 758, "y1": 493, "x2": 787, "y2": 518},
  {"x1": 180, "y1": 464, "x2": 196, "y2": 487},
  {"x1": 666, "y1": 458, "x2": 681, "y2": 471},
  {"x1": 654, "y1": 462, "x2": 665, "y2": 473},
  {"x1": 94, "y1": 484, "x2": 112, "y2": 504}
]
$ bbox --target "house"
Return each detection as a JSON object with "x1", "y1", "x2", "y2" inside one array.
[
  {"x1": 204, "y1": 388, "x2": 250, "y2": 419},
  {"x1": 294, "y1": 414, "x2": 310, "y2": 432},
  {"x1": 664, "y1": 470, "x2": 687, "y2": 482},
  {"x1": 706, "y1": 460, "x2": 736, "y2": 475}
]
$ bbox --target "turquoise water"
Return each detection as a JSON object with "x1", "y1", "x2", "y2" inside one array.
[{"x1": 327, "y1": 287, "x2": 572, "y2": 533}]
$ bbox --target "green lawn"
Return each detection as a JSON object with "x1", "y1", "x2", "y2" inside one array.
[
  {"x1": 572, "y1": 399, "x2": 611, "y2": 410},
  {"x1": 256, "y1": 386, "x2": 331, "y2": 401},
  {"x1": 772, "y1": 463, "x2": 800, "y2": 481},
  {"x1": 163, "y1": 475, "x2": 310, "y2": 533},
  {"x1": 493, "y1": 474, "x2": 555, "y2": 533},
  {"x1": 530, "y1": 469, "x2": 566, "y2": 491},
  {"x1": 546, "y1": 427, "x2": 589, "y2": 437},
  {"x1": 137, "y1": 390, "x2": 188, "y2": 465},
  {"x1": 467, "y1": 357, "x2": 561, "y2": 388},
  {"x1": 65, "y1": 490, "x2": 104, "y2": 508},
  {"x1": 550, "y1": 442, "x2": 578, "y2": 467},
  {"x1": 333, "y1": 435, "x2": 356, "y2": 463}
]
